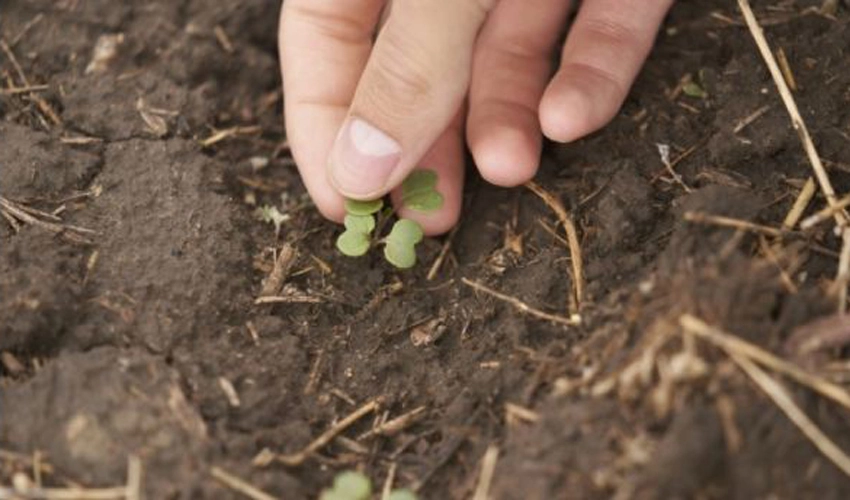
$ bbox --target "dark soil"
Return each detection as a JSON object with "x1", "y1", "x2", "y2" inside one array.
[{"x1": 3, "y1": 1, "x2": 850, "y2": 498}]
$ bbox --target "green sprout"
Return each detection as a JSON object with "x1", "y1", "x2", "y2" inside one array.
[
  {"x1": 320, "y1": 471, "x2": 417, "y2": 500},
  {"x1": 335, "y1": 169, "x2": 443, "y2": 269}
]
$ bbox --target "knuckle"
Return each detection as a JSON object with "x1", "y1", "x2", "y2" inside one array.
[
  {"x1": 579, "y1": 17, "x2": 642, "y2": 54},
  {"x1": 364, "y1": 33, "x2": 436, "y2": 114}
]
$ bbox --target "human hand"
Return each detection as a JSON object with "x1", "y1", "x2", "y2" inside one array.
[{"x1": 279, "y1": 0, "x2": 673, "y2": 235}]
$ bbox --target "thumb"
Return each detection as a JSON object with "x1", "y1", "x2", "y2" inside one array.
[{"x1": 328, "y1": 0, "x2": 494, "y2": 199}]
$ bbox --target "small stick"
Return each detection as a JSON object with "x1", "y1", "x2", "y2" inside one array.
[
  {"x1": 783, "y1": 177, "x2": 816, "y2": 230},
  {"x1": 738, "y1": 0, "x2": 846, "y2": 225},
  {"x1": 731, "y1": 352, "x2": 850, "y2": 478},
  {"x1": 775, "y1": 47, "x2": 798, "y2": 92},
  {"x1": 380, "y1": 462, "x2": 398, "y2": 500},
  {"x1": 733, "y1": 104, "x2": 771, "y2": 134},
  {"x1": 126, "y1": 456, "x2": 142, "y2": 500},
  {"x1": 211, "y1": 466, "x2": 277, "y2": 500},
  {"x1": 254, "y1": 397, "x2": 383, "y2": 467},
  {"x1": 200, "y1": 126, "x2": 262, "y2": 147},
  {"x1": 0, "y1": 486, "x2": 128, "y2": 499},
  {"x1": 258, "y1": 244, "x2": 298, "y2": 297},
  {"x1": 679, "y1": 315, "x2": 850, "y2": 411},
  {"x1": 656, "y1": 143, "x2": 694, "y2": 193},
  {"x1": 800, "y1": 193, "x2": 850, "y2": 230},
  {"x1": 472, "y1": 445, "x2": 499, "y2": 500},
  {"x1": 10, "y1": 13, "x2": 44, "y2": 47},
  {"x1": 0, "y1": 39, "x2": 29, "y2": 85},
  {"x1": 462, "y1": 278, "x2": 580, "y2": 327},
  {"x1": 0, "y1": 84, "x2": 48, "y2": 95},
  {"x1": 213, "y1": 26, "x2": 235, "y2": 54},
  {"x1": 427, "y1": 225, "x2": 459, "y2": 281},
  {"x1": 837, "y1": 228, "x2": 850, "y2": 314},
  {"x1": 254, "y1": 295, "x2": 322, "y2": 305},
  {"x1": 358, "y1": 406, "x2": 427, "y2": 440},
  {"x1": 525, "y1": 181, "x2": 585, "y2": 315},
  {"x1": 683, "y1": 211, "x2": 785, "y2": 237}
]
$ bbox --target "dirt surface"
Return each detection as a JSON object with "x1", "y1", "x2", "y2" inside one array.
[{"x1": 3, "y1": 1, "x2": 850, "y2": 498}]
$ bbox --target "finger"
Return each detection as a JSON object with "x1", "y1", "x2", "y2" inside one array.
[
  {"x1": 279, "y1": 0, "x2": 386, "y2": 221},
  {"x1": 468, "y1": 0, "x2": 571, "y2": 187},
  {"x1": 539, "y1": 0, "x2": 673, "y2": 143},
  {"x1": 391, "y1": 111, "x2": 465, "y2": 236},
  {"x1": 328, "y1": 0, "x2": 496, "y2": 200}
]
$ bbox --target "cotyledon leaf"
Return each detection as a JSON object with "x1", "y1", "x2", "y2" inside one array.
[{"x1": 401, "y1": 169, "x2": 444, "y2": 213}]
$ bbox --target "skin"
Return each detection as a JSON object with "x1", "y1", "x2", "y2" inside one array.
[{"x1": 279, "y1": 0, "x2": 675, "y2": 236}]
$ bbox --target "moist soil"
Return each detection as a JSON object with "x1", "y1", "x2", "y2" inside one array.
[{"x1": 2, "y1": 1, "x2": 850, "y2": 499}]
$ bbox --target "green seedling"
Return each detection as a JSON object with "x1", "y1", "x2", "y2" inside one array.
[
  {"x1": 255, "y1": 204, "x2": 290, "y2": 235},
  {"x1": 320, "y1": 471, "x2": 417, "y2": 500},
  {"x1": 336, "y1": 169, "x2": 443, "y2": 269},
  {"x1": 401, "y1": 170, "x2": 444, "y2": 212}
]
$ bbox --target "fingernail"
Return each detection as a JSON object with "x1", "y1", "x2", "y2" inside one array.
[{"x1": 330, "y1": 117, "x2": 401, "y2": 197}]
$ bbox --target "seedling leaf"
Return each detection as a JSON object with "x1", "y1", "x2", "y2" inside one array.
[
  {"x1": 320, "y1": 471, "x2": 372, "y2": 500},
  {"x1": 388, "y1": 490, "x2": 419, "y2": 500},
  {"x1": 336, "y1": 214, "x2": 376, "y2": 257},
  {"x1": 254, "y1": 205, "x2": 290, "y2": 233},
  {"x1": 682, "y1": 81, "x2": 707, "y2": 98},
  {"x1": 336, "y1": 230, "x2": 371, "y2": 257},
  {"x1": 345, "y1": 198, "x2": 384, "y2": 216},
  {"x1": 401, "y1": 170, "x2": 444, "y2": 212},
  {"x1": 384, "y1": 219, "x2": 424, "y2": 269},
  {"x1": 344, "y1": 214, "x2": 375, "y2": 234}
]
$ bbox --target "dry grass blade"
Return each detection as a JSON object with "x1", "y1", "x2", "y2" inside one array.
[
  {"x1": 472, "y1": 445, "x2": 499, "y2": 500},
  {"x1": 211, "y1": 466, "x2": 277, "y2": 500},
  {"x1": 253, "y1": 397, "x2": 383, "y2": 467},
  {"x1": 784, "y1": 177, "x2": 816, "y2": 230},
  {"x1": 462, "y1": 278, "x2": 581, "y2": 327},
  {"x1": 683, "y1": 211, "x2": 785, "y2": 237},
  {"x1": 0, "y1": 196, "x2": 97, "y2": 243},
  {"x1": 524, "y1": 181, "x2": 585, "y2": 315},
  {"x1": 737, "y1": 0, "x2": 846, "y2": 225},
  {"x1": 427, "y1": 225, "x2": 459, "y2": 281},
  {"x1": 800, "y1": 192, "x2": 850, "y2": 230},
  {"x1": 731, "y1": 352, "x2": 850, "y2": 478},
  {"x1": 838, "y1": 229, "x2": 850, "y2": 314},
  {"x1": 679, "y1": 315, "x2": 850, "y2": 411},
  {"x1": 200, "y1": 126, "x2": 262, "y2": 147}
]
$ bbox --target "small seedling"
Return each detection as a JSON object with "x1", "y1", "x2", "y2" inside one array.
[
  {"x1": 336, "y1": 169, "x2": 443, "y2": 269},
  {"x1": 255, "y1": 204, "x2": 290, "y2": 235},
  {"x1": 320, "y1": 471, "x2": 418, "y2": 500}
]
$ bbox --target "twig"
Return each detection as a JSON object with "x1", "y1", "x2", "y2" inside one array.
[
  {"x1": 213, "y1": 26, "x2": 235, "y2": 54},
  {"x1": 10, "y1": 14, "x2": 44, "y2": 47},
  {"x1": 358, "y1": 406, "x2": 427, "y2": 440},
  {"x1": 656, "y1": 143, "x2": 693, "y2": 193},
  {"x1": 731, "y1": 352, "x2": 850, "y2": 478},
  {"x1": 211, "y1": 466, "x2": 277, "y2": 500},
  {"x1": 683, "y1": 211, "x2": 785, "y2": 237},
  {"x1": 0, "y1": 196, "x2": 96, "y2": 243},
  {"x1": 838, "y1": 228, "x2": 850, "y2": 314},
  {"x1": 253, "y1": 397, "x2": 384, "y2": 467},
  {"x1": 800, "y1": 193, "x2": 850, "y2": 230},
  {"x1": 200, "y1": 126, "x2": 262, "y2": 147},
  {"x1": 462, "y1": 278, "x2": 580, "y2": 327},
  {"x1": 737, "y1": 0, "x2": 846, "y2": 225},
  {"x1": 254, "y1": 295, "x2": 322, "y2": 305},
  {"x1": 472, "y1": 445, "x2": 499, "y2": 500},
  {"x1": 775, "y1": 47, "x2": 798, "y2": 92},
  {"x1": 733, "y1": 104, "x2": 771, "y2": 134},
  {"x1": 679, "y1": 315, "x2": 850, "y2": 411},
  {"x1": 784, "y1": 177, "x2": 816, "y2": 230},
  {"x1": 126, "y1": 456, "x2": 142, "y2": 500},
  {"x1": 0, "y1": 84, "x2": 48, "y2": 95},
  {"x1": 0, "y1": 39, "x2": 62, "y2": 126},
  {"x1": 258, "y1": 244, "x2": 298, "y2": 297},
  {"x1": 380, "y1": 462, "x2": 398, "y2": 500},
  {"x1": 427, "y1": 225, "x2": 459, "y2": 281},
  {"x1": 524, "y1": 181, "x2": 585, "y2": 316}
]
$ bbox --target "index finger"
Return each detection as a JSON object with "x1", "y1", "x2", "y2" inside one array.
[{"x1": 279, "y1": 0, "x2": 386, "y2": 221}]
